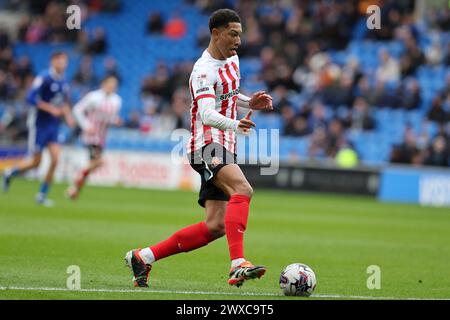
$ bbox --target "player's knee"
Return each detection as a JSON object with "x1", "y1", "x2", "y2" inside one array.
[
  {"x1": 31, "y1": 157, "x2": 41, "y2": 168},
  {"x1": 96, "y1": 158, "x2": 104, "y2": 167},
  {"x1": 234, "y1": 181, "x2": 253, "y2": 198},
  {"x1": 206, "y1": 220, "x2": 225, "y2": 239},
  {"x1": 49, "y1": 157, "x2": 59, "y2": 167}
]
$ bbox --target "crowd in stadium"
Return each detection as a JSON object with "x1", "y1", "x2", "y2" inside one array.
[{"x1": 0, "y1": 0, "x2": 449, "y2": 167}]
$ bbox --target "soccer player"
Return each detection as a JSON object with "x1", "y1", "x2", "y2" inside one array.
[
  {"x1": 66, "y1": 75, "x2": 122, "y2": 200},
  {"x1": 125, "y1": 9, "x2": 273, "y2": 288},
  {"x1": 2, "y1": 51, "x2": 74, "y2": 206}
]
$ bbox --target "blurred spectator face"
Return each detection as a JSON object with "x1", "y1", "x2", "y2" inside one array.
[
  {"x1": 94, "y1": 27, "x2": 105, "y2": 39},
  {"x1": 431, "y1": 97, "x2": 442, "y2": 110},
  {"x1": 354, "y1": 97, "x2": 368, "y2": 112},
  {"x1": 339, "y1": 73, "x2": 353, "y2": 88},
  {"x1": 155, "y1": 64, "x2": 169, "y2": 84},
  {"x1": 278, "y1": 63, "x2": 293, "y2": 81},
  {"x1": 329, "y1": 119, "x2": 343, "y2": 135},
  {"x1": 0, "y1": 69, "x2": 6, "y2": 84},
  {"x1": 358, "y1": 76, "x2": 370, "y2": 91},
  {"x1": 211, "y1": 22, "x2": 242, "y2": 59},
  {"x1": 375, "y1": 80, "x2": 385, "y2": 91},
  {"x1": 172, "y1": 87, "x2": 189, "y2": 102},
  {"x1": 404, "y1": 127, "x2": 416, "y2": 147},
  {"x1": 407, "y1": 79, "x2": 419, "y2": 92},
  {"x1": 286, "y1": 11, "x2": 301, "y2": 35},
  {"x1": 18, "y1": 56, "x2": 30, "y2": 67},
  {"x1": 51, "y1": 53, "x2": 68, "y2": 74},
  {"x1": 293, "y1": 117, "x2": 309, "y2": 133},
  {"x1": 274, "y1": 85, "x2": 288, "y2": 99},
  {"x1": 388, "y1": 9, "x2": 401, "y2": 25},
  {"x1": 144, "y1": 103, "x2": 157, "y2": 116},
  {"x1": 1, "y1": 47, "x2": 13, "y2": 62},
  {"x1": 281, "y1": 105, "x2": 294, "y2": 121},
  {"x1": 345, "y1": 56, "x2": 360, "y2": 72},
  {"x1": 148, "y1": 12, "x2": 164, "y2": 33},
  {"x1": 433, "y1": 136, "x2": 446, "y2": 154},
  {"x1": 260, "y1": 46, "x2": 275, "y2": 66},
  {"x1": 104, "y1": 57, "x2": 116, "y2": 70},
  {"x1": 130, "y1": 110, "x2": 140, "y2": 120},
  {"x1": 80, "y1": 56, "x2": 93, "y2": 72},
  {"x1": 312, "y1": 102, "x2": 325, "y2": 119},
  {"x1": 311, "y1": 127, "x2": 327, "y2": 145}
]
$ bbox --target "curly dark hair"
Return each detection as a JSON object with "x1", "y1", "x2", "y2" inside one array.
[{"x1": 208, "y1": 8, "x2": 241, "y2": 33}]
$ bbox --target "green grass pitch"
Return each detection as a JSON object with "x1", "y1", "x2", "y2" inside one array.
[{"x1": 1, "y1": 179, "x2": 449, "y2": 300}]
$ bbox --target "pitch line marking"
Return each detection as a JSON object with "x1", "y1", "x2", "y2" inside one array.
[{"x1": 1, "y1": 286, "x2": 449, "y2": 300}]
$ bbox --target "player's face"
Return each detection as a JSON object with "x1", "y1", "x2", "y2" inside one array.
[
  {"x1": 102, "y1": 77, "x2": 118, "y2": 94},
  {"x1": 215, "y1": 22, "x2": 242, "y2": 59},
  {"x1": 51, "y1": 55, "x2": 68, "y2": 74}
]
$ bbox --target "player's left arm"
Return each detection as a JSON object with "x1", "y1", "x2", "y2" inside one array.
[
  {"x1": 62, "y1": 103, "x2": 75, "y2": 128},
  {"x1": 237, "y1": 91, "x2": 273, "y2": 110},
  {"x1": 111, "y1": 96, "x2": 123, "y2": 127},
  {"x1": 61, "y1": 83, "x2": 75, "y2": 128}
]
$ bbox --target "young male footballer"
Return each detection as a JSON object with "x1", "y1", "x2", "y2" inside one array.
[
  {"x1": 125, "y1": 8, "x2": 273, "y2": 288},
  {"x1": 66, "y1": 75, "x2": 122, "y2": 200},
  {"x1": 2, "y1": 52, "x2": 74, "y2": 206}
]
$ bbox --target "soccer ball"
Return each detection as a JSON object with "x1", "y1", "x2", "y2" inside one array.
[{"x1": 279, "y1": 263, "x2": 317, "y2": 297}]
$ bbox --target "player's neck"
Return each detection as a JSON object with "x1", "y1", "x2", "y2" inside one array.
[
  {"x1": 50, "y1": 67, "x2": 63, "y2": 79},
  {"x1": 207, "y1": 43, "x2": 226, "y2": 61}
]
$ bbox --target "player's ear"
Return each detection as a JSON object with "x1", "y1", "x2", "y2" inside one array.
[{"x1": 211, "y1": 28, "x2": 220, "y2": 39}]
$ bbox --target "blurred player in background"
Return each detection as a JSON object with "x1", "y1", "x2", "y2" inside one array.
[
  {"x1": 125, "y1": 9, "x2": 273, "y2": 288},
  {"x1": 66, "y1": 75, "x2": 122, "y2": 200},
  {"x1": 2, "y1": 51, "x2": 74, "y2": 206}
]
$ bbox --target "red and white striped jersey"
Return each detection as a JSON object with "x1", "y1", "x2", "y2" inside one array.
[
  {"x1": 188, "y1": 50, "x2": 240, "y2": 154},
  {"x1": 73, "y1": 89, "x2": 122, "y2": 147}
]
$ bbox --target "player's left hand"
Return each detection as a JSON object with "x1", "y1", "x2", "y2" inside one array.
[
  {"x1": 66, "y1": 115, "x2": 76, "y2": 128},
  {"x1": 249, "y1": 91, "x2": 273, "y2": 111},
  {"x1": 62, "y1": 105, "x2": 76, "y2": 128}
]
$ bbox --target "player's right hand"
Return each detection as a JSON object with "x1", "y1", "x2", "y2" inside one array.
[
  {"x1": 237, "y1": 110, "x2": 255, "y2": 134},
  {"x1": 66, "y1": 114, "x2": 76, "y2": 128},
  {"x1": 50, "y1": 106, "x2": 63, "y2": 117}
]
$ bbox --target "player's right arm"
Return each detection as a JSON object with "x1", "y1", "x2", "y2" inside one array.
[
  {"x1": 27, "y1": 75, "x2": 62, "y2": 117},
  {"x1": 191, "y1": 67, "x2": 255, "y2": 133}
]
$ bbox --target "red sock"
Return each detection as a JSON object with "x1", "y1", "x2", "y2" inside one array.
[
  {"x1": 76, "y1": 169, "x2": 90, "y2": 188},
  {"x1": 81, "y1": 169, "x2": 90, "y2": 178},
  {"x1": 225, "y1": 194, "x2": 251, "y2": 260},
  {"x1": 150, "y1": 221, "x2": 214, "y2": 261}
]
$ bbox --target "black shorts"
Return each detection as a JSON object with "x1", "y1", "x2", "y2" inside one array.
[
  {"x1": 86, "y1": 145, "x2": 103, "y2": 160},
  {"x1": 188, "y1": 142, "x2": 237, "y2": 208}
]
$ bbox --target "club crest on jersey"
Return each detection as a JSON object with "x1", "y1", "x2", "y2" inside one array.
[
  {"x1": 219, "y1": 87, "x2": 240, "y2": 101},
  {"x1": 197, "y1": 73, "x2": 207, "y2": 87},
  {"x1": 51, "y1": 83, "x2": 60, "y2": 92}
]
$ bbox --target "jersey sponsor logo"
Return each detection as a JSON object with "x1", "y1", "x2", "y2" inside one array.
[
  {"x1": 219, "y1": 87, "x2": 240, "y2": 101},
  {"x1": 196, "y1": 87, "x2": 210, "y2": 94}
]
